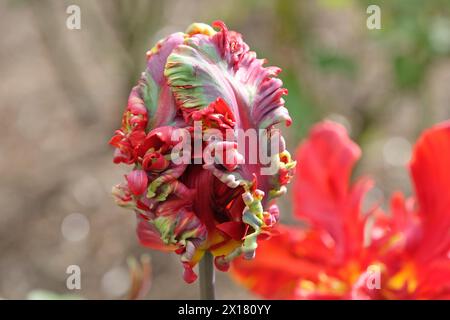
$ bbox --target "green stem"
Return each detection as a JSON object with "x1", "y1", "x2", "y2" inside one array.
[{"x1": 199, "y1": 252, "x2": 216, "y2": 300}]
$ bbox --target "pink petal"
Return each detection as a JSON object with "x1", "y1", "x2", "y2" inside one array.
[{"x1": 126, "y1": 170, "x2": 148, "y2": 195}]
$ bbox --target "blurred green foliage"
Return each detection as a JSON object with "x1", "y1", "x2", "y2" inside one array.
[
  {"x1": 272, "y1": 0, "x2": 450, "y2": 140},
  {"x1": 283, "y1": 71, "x2": 319, "y2": 140},
  {"x1": 363, "y1": 0, "x2": 450, "y2": 88},
  {"x1": 26, "y1": 289, "x2": 83, "y2": 300},
  {"x1": 311, "y1": 50, "x2": 357, "y2": 77}
]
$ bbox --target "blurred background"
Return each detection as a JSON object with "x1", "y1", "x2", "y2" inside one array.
[{"x1": 1, "y1": 0, "x2": 449, "y2": 299}]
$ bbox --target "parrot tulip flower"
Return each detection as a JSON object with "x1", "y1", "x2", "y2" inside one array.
[
  {"x1": 231, "y1": 120, "x2": 450, "y2": 299},
  {"x1": 109, "y1": 21, "x2": 295, "y2": 283}
]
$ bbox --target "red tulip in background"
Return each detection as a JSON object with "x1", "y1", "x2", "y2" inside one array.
[
  {"x1": 231, "y1": 120, "x2": 450, "y2": 299},
  {"x1": 110, "y1": 21, "x2": 295, "y2": 283}
]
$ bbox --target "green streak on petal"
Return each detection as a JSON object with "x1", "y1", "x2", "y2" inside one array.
[
  {"x1": 152, "y1": 217, "x2": 177, "y2": 245},
  {"x1": 141, "y1": 71, "x2": 160, "y2": 129}
]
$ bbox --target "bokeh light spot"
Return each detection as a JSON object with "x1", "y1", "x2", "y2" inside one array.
[
  {"x1": 61, "y1": 213, "x2": 90, "y2": 242},
  {"x1": 383, "y1": 137, "x2": 411, "y2": 167},
  {"x1": 101, "y1": 266, "x2": 130, "y2": 298}
]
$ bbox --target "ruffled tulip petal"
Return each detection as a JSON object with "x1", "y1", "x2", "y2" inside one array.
[
  {"x1": 371, "y1": 120, "x2": 450, "y2": 299},
  {"x1": 165, "y1": 21, "x2": 294, "y2": 197},
  {"x1": 293, "y1": 121, "x2": 373, "y2": 262},
  {"x1": 232, "y1": 121, "x2": 376, "y2": 299},
  {"x1": 409, "y1": 120, "x2": 450, "y2": 262},
  {"x1": 231, "y1": 225, "x2": 335, "y2": 299}
]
